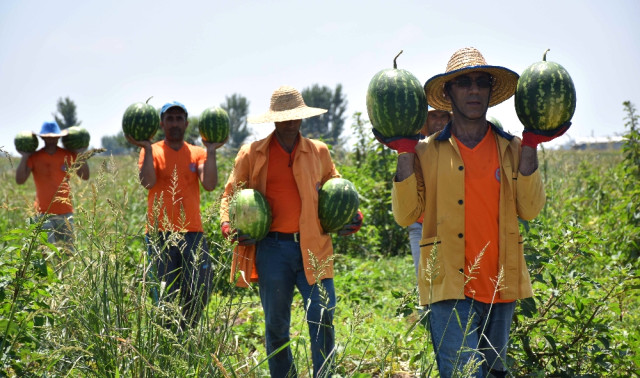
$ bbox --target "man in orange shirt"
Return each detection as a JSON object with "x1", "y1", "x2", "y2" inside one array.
[
  {"x1": 127, "y1": 101, "x2": 226, "y2": 331},
  {"x1": 378, "y1": 47, "x2": 569, "y2": 377},
  {"x1": 15, "y1": 121, "x2": 90, "y2": 250},
  {"x1": 220, "y1": 86, "x2": 362, "y2": 378}
]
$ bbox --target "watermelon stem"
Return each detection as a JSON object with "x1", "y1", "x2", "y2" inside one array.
[
  {"x1": 543, "y1": 49, "x2": 550, "y2": 61},
  {"x1": 393, "y1": 50, "x2": 403, "y2": 69},
  {"x1": 145, "y1": 96, "x2": 154, "y2": 104}
]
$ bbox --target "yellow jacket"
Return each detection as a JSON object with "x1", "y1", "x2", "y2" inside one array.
[
  {"x1": 392, "y1": 125, "x2": 545, "y2": 305},
  {"x1": 220, "y1": 132, "x2": 340, "y2": 287}
]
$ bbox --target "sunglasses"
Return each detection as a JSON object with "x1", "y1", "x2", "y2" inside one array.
[{"x1": 449, "y1": 75, "x2": 494, "y2": 89}]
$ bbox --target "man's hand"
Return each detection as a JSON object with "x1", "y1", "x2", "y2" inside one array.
[
  {"x1": 521, "y1": 122, "x2": 571, "y2": 149},
  {"x1": 125, "y1": 134, "x2": 152, "y2": 149},
  {"x1": 372, "y1": 128, "x2": 420, "y2": 154},
  {"x1": 221, "y1": 221, "x2": 256, "y2": 246},
  {"x1": 338, "y1": 210, "x2": 363, "y2": 236},
  {"x1": 202, "y1": 135, "x2": 229, "y2": 152}
]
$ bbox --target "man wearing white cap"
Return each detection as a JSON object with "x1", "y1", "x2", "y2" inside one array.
[
  {"x1": 15, "y1": 121, "x2": 90, "y2": 249},
  {"x1": 220, "y1": 86, "x2": 363, "y2": 377},
  {"x1": 127, "y1": 101, "x2": 226, "y2": 331},
  {"x1": 376, "y1": 47, "x2": 569, "y2": 377}
]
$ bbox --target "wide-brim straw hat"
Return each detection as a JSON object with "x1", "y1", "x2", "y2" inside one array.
[
  {"x1": 424, "y1": 47, "x2": 519, "y2": 111},
  {"x1": 248, "y1": 85, "x2": 327, "y2": 124}
]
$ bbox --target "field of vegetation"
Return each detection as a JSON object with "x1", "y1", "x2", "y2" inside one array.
[{"x1": 1, "y1": 110, "x2": 638, "y2": 377}]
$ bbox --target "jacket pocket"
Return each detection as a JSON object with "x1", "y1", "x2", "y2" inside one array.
[{"x1": 419, "y1": 236, "x2": 444, "y2": 285}]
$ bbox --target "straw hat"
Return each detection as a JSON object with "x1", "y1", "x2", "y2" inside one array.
[
  {"x1": 424, "y1": 47, "x2": 519, "y2": 111},
  {"x1": 248, "y1": 85, "x2": 327, "y2": 124},
  {"x1": 37, "y1": 121, "x2": 68, "y2": 137}
]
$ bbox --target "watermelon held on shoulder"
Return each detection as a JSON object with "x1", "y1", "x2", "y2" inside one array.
[
  {"x1": 14, "y1": 131, "x2": 39, "y2": 153},
  {"x1": 199, "y1": 107, "x2": 230, "y2": 143},
  {"x1": 318, "y1": 177, "x2": 360, "y2": 233},
  {"x1": 515, "y1": 49, "x2": 577, "y2": 131},
  {"x1": 366, "y1": 50, "x2": 428, "y2": 138},
  {"x1": 62, "y1": 126, "x2": 91, "y2": 150},
  {"x1": 122, "y1": 97, "x2": 160, "y2": 141},
  {"x1": 229, "y1": 189, "x2": 272, "y2": 241}
]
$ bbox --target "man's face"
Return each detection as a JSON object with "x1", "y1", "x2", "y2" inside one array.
[
  {"x1": 444, "y1": 72, "x2": 492, "y2": 120},
  {"x1": 160, "y1": 107, "x2": 188, "y2": 142},
  {"x1": 274, "y1": 119, "x2": 302, "y2": 140},
  {"x1": 425, "y1": 110, "x2": 450, "y2": 136},
  {"x1": 42, "y1": 136, "x2": 60, "y2": 147}
]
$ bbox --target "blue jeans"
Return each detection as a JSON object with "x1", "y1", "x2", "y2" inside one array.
[
  {"x1": 256, "y1": 237, "x2": 336, "y2": 378},
  {"x1": 146, "y1": 232, "x2": 214, "y2": 330},
  {"x1": 407, "y1": 222, "x2": 422, "y2": 281},
  {"x1": 428, "y1": 297, "x2": 516, "y2": 377}
]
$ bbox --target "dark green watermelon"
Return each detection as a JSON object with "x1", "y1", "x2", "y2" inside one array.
[
  {"x1": 318, "y1": 178, "x2": 360, "y2": 233},
  {"x1": 62, "y1": 126, "x2": 90, "y2": 150},
  {"x1": 122, "y1": 98, "x2": 160, "y2": 141},
  {"x1": 14, "y1": 131, "x2": 39, "y2": 153},
  {"x1": 515, "y1": 49, "x2": 576, "y2": 131},
  {"x1": 199, "y1": 107, "x2": 230, "y2": 143},
  {"x1": 366, "y1": 51, "x2": 427, "y2": 138},
  {"x1": 229, "y1": 189, "x2": 272, "y2": 241}
]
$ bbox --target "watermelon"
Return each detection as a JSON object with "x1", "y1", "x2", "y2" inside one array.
[
  {"x1": 229, "y1": 189, "x2": 272, "y2": 241},
  {"x1": 318, "y1": 178, "x2": 360, "y2": 233},
  {"x1": 199, "y1": 107, "x2": 230, "y2": 143},
  {"x1": 488, "y1": 116, "x2": 503, "y2": 130},
  {"x1": 122, "y1": 97, "x2": 160, "y2": 141},
  {"x1": 14, "y1": 131, "x2": 39, "y2": 153},
  {"x1": 366, "y1": 50, "x2": 428, "y2": 138},
  {"x1": 515, "y1": 49, "x2": 577, "y2": 131},
  {"x1": 62, "y1": 126, "x2": 90, "y2": 150}
]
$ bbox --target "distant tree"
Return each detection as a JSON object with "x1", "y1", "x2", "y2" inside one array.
[
  {"x1": 221, "y1": 94, "x2": 250, "y2": 149},
  {"x1": 53, "y1": 97, "x2": 81, "y2": 129},
  {"x1": 300, "y1": 84, "x2": 347, "y2": 146},
  {"x1": 101, "y1": 131, "x2": 134, "y2": 155}
]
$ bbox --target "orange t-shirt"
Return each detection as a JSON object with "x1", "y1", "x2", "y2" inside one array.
[
  {"x1": 27, "y1": 147, "x2": 77, "y2": 214},
  {"x1": 265, "y1": 137, "x2": 302, "y2": 233},
  {"x1": 456, "y1": 129, "x2": 511, "y2": 303},
  {"x1": 139, "y1": 141, "x2": 206, "y2": 232}
]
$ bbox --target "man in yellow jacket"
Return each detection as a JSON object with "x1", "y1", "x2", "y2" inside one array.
[
  {"x1": 376, "y1": 47, "x2": 569, "y2": 377},
  {"x1": 220, "y1": 85, "x2": 362, "y2": 378}
]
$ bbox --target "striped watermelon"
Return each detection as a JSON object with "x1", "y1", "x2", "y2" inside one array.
[
  {"x1": 515, "y1": 49, "x2": 577, "y2": 131},
  {"x1": 366, "y1": 51, "x2": 427, "y2": 138},
  {"x1": 62, "y1": 126, "x2": 90, "y2": 150},
  {"x1": 199, "y1": 107, "x2": 230, "y2": 143},
  {"x1": 122, "y1": 97, "x2": 160, "y2": 141},
  {"x1": 318, "y1": 178, "x2": 360, "y2": 233},
  {"x1": 229, "y1": 189, "x2": 272, "y2": 241},
  {"x1": 14, "y1": 131, "x2": 39, "y2": 153}
]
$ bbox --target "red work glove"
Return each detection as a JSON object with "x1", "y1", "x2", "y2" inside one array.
[
  {"x1": 521, "y1": 122, "x2": 571, "y2": 149},
  {"x1": 221, "y1": 222, "x2": 256, "y2": 246},
  {"x1": 372, "y1": 128, "x2": 420, "y2": 154},
  {"x1": 338, "y1": 210, "x2": 364, "y2": 236}
]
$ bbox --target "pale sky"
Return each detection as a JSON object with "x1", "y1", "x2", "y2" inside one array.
[{"x1": 1, "y1": 0, "x2": 639, "y2": 155}]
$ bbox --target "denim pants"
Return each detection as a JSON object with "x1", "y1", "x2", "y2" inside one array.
[
  {"x1": 428, "y1": 297, "x2": 516, "y2": 377},
  {"x1": 146, "y1": 232, "x2": 214, "y2": 330},
  {"x1": 37, "y1": 212, "x2": 75, "y2": 250},
  {"x1": 407, "y1": 222, "x2": 422, "y2": 281},
  {"x1": 255, "y1": 237, "x2": 336, "y2": 378}
]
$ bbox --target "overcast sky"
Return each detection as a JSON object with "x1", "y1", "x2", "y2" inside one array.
[{"x1": 1, "y1": 0, "x2": 639, "y2": 155}]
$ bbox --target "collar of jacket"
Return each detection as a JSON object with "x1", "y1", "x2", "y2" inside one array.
[{"x1": 435, "y1": 121, "x2": 515, "y2": 142}]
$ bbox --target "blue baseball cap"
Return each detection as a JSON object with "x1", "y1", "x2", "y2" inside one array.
[
  {"x1": 160, "y1": 101, "x2": 188, "y2": 117},
  {"x1": 37, "y1": 121, "x2": 68, "y2": 137}
]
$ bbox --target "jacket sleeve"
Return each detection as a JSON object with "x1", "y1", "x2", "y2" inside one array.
[
  {"x1": 516, "y1": 168, "x2": 546, "y2": 220},
  {"x1": 220, "y1": 145, "x2": 251, "y2": 224},
  {"x1": 391, "y1": 154, "x2": 425, "y2": 227}
]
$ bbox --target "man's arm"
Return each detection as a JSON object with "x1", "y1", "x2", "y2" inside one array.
[
  {"x1": 395, "y1": 153, "x2": 415, "y2": 182},
  {"x1": 199, "y1": 140, "x2": 226, "y2": 192},
  {"x1": 126, "y1": 135, "x2": 155, "y2": 188},
  {"x1": 518, "y1": 145, "x2": 538, "y2": 176},
  {"x1": 15, "y1": 153, "x2": 32, "y2": 184}
]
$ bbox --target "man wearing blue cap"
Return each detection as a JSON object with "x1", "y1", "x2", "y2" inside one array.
[
  {"x1": 127, "y1": 101, "x2": 226, "y2": 331},
  {"x1": 15, "y1": 121, "x2": 90, "y2": 250}
]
